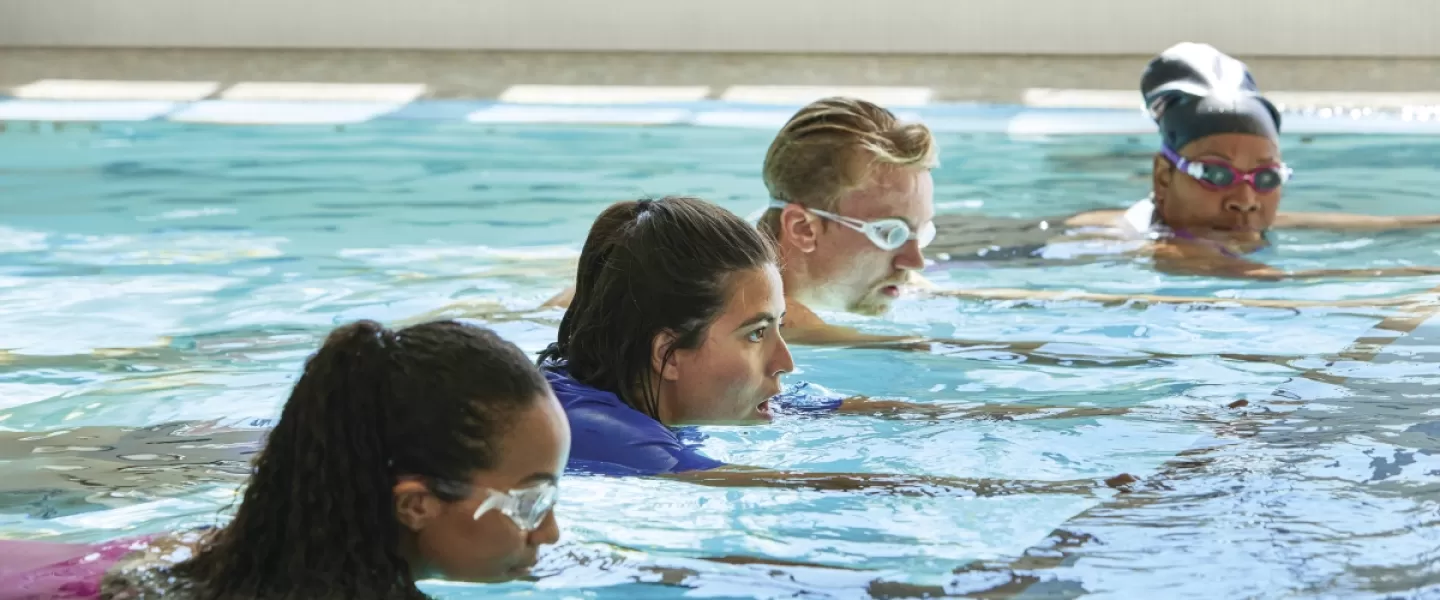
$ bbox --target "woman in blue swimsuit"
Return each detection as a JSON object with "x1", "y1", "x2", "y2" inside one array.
[{"x1": 537, "y1": 195, "x2": 1136, "y2": 493}]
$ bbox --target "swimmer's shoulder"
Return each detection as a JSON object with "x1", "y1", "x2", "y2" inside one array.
[
  {"x1": 542, "y1": 286, "x2": 575, "y2": 309},
  {"x1": 1068, "y1": 198, "x2": 1157, "y2": 234},
  {"x1": 1064, "y1": 209, "x2": 1127, "y2": 228},
  {"x1": 101, "y1": 529, "x2": 212, "y2": 599}
]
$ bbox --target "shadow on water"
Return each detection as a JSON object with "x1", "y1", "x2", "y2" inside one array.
[{"x1": 0, "y1": 422, "x2": 261, "y2": 519}]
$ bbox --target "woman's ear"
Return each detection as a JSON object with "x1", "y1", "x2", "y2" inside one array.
[
  {"x1": 393, "y1": 479, "x2": 441, "y2": 532},
  {"x1": 650, "y1": 330, "x2": 680, "y2": 382},
  {"x1": 1152, "y1": 153, "x2": 1173, "y2": 208}
]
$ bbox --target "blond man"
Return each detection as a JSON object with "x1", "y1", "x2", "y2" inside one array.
[{"x1": 757, "y1": 98, "x2": 940, "y2": 343}]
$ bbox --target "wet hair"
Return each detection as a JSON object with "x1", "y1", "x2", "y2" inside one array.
[
  {"x1": 759, "y1": 97, "x2": 937, "y2": 241},
  {"x1": 174, "y1": 319, "x2": 550, "y2": 600},
  {"x1": 1143, "y1": 42, "x2": 1282, "y2": 151},
  {"x1": 537, "y1": 196, "x2": 777, "y2": 420}
]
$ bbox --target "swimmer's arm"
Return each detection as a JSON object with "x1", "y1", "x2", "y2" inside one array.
[
  {"x1": 782, "y1": 320, "x2": 1040, "y2": 350},
  {"x1": 565, "y1": 542, "x2": 868, "y2": 572},
  {"x1": 542, "y1": 285, "x2": 575, "y2": 309},
  {"x1": 781, "y1": 322, "x2": 1067, "y2": 360},
  {"x1": 1059, "y1": 207, "x2": 1440, "y2": 233},
  {"x1": 539, "y1": 544, "x2": 951, "y2": 598},
  {"x1": 665, "y1": 467, "x2": 1136, "y2": 497},
  {"x1": 929, "y1": 287, "x2": 1420, "y2": 309},
  {"x1": 1273, "y1": 212, "x2": 1440, "y2": 231},
  {"x1": 781, "y1": 322, "x2": 908, "y2": 346},
  {"x1": 1155, "y1": 248, "x2": 1440, "y2": 281},
  {"x1": 782, "y1": 320, "x2": 1303, "y2": 367},
  {"x1": 1153, "y1": 241, "x2": 1440, "y2": 281},
  {"x1": 1063, "y1": 209, "x2": 1127, "y2": 228},
  {"x1": 835, "y1": 397, "x2": 1129, "y2": 420}
]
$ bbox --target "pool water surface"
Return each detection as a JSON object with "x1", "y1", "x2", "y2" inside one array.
[{"x1": 1, "y1": 121, "x2": 1438, "y2": 599}]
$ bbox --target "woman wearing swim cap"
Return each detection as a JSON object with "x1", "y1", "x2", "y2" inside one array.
[
  {"x1": 3, "y1": 320, "x2": 570, "y2": 598},
  {"x1": 1067, "y1": 42, "x2": 1440, "y2": 279},
  {"x1": 538, "y1": 195, "x2": 1136, "y2": 493},
  {"x1": 932, "y1": 42, "x2": 1440, "y2": 282}
]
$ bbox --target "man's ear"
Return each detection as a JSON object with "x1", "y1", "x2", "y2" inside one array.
[
  {"x1": 650, "y1": 329, "x2": 680, "y2": 382},
  {"x1": 780, "y1": 205, "x2": 821, "y2": 253},
  {"x1": 393, "y1": 479, "x2": 442, "y2": 532}
]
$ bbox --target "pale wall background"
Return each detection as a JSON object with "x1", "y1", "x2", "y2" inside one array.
[{"x1": 0, "y1": 0, "x2": 1436, "y2": 57}]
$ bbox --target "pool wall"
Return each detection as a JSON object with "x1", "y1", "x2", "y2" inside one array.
[{"x1": 1, "y1": 0, "x2": 1438, "y2": 58}]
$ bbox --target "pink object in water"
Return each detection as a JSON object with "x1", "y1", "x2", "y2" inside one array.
[{"x1": 0, "y1": 536, "x2": 155, "y2": 600}]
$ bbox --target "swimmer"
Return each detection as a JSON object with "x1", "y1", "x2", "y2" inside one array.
[
  {"x1": 537, "y1": 195, "x2": 1137, "y2": 493},
  {"x1": 753, "y1": 96, "x2": 938, "y2": 341},
  {"x1": 74, "y1": 320, "x2": 571, "y2": 598},
  {"x1": 526, "y1": 98, "x2": 1376, "y2": 360},
  {"x1": 931, "y1": 42, "x2": 1440, "y2": 281},
  {"x1": 753, "y1": 97, "x2": 1420, "y2": 346}
]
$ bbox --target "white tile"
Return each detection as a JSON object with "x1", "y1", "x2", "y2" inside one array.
[
  {"x1": 465, "y1": 105, "x2": 689, "y2": 125},
  {"x1": 720, "y1": 86, "x2": 933, "y2": 107},
  {"x1": 219, "y1": 82, "x2": 427, "y2": 103},
  {"x1": 1266, "y1": 91, "x2": 1440, "y2": 109},
  {"x1": 1022, "y1": 88, "x2": 1440, "y2": 111},
  {"x1": 0, "y1": 100, "x2": 178, "y2": 121},
  {"x1": 167, "y1": 100, "x2": 402, "y2": 124},
  {"x1": 10, "y1": 79, "x2": 220, "y2": 101},
  {"x1": 498, "y1": 85, "x2": 710, "y2": 104},
  {"x1": 1284, "y1": 113, "x2": 1440, "y2": 135},
  {"x1": 1006, "y1": 111, "x2": 1156, "y2": 136},
  {"x1": 693, "y1": 107, "x2": 927, "y2": 129},
  {"x1": 689, "y1": 109, "x2": 795, "y2": 129},
  {"x1": 920, "y1": 116, "x2": 1015, "y2": 134},
  {"x1": 1022, "y1": 88, "x2": 1136, "y2": 109}
]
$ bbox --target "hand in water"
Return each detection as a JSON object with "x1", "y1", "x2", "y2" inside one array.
[{"x1": 1105, "y1": 473, "x2": 1140, "y2": 491}]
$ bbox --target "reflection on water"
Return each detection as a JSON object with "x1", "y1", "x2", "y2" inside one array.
[
  {"x1": 1, "y1": 122, "x2": 1438, "y2": 597},
  {"x1": 941, "y1": 351, "x2": 1440, "y2": 599}
]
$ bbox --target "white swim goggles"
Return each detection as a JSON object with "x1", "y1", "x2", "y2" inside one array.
[
  {"x1": 768, "y1": 200, "x2": 935, "y2": 251},
  {"x1": 471, "y1": 480, "x2": 559, "y2": 533}
]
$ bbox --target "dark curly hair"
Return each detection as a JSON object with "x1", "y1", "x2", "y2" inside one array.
[
  {"x1": 173, "y1": 319, "x2": 550, "y2": 600},
  {"x1": 537, "y1": 196, "x2": 776, "y2": 420}
]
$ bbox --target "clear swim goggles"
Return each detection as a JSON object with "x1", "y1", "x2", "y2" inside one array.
[
  {"x1": 768, "y1": 200, "x2": 936, "y2": 251},
  {"x1": 469, "y1": 480, "x2": 559, "y2": 533}
]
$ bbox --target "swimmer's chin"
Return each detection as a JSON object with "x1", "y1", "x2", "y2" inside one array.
[
  {"x1": 683, "y1": 409, "x2": 774, "y2": 426},
  {"x1": 428, "y1": 569, "x2": 531, "y2": 586},
  {"x1": 469, "y1": 563, "x2": 539, "y2": 584},
  {"x1": 851, "y1": 295, "x2": 899, "y2": 316},
  {"x1": 753, "y1": 398, "x2": 774, "y2": 422}
]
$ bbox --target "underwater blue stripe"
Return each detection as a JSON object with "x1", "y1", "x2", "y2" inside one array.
[{"x1": 1, "y1": 97, "x2": 1438, "y2": 135}]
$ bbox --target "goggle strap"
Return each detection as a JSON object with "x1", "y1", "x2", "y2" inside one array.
[
  {"x1": 778, "y1": 201, "x2": 932, "y2": 251},
  {"x1": 472, "y1": 490, "x2": 507, "y2": 521}
]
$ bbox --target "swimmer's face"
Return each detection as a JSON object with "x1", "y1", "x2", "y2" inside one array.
[
  {"x1": 799, "y1": 165, "x2": 934, "y2": 315},
  {"x1": 657, "y1": 264, "x2": 793, "y2": 425},
  {"x1": 396, "y1": 394, "x2": 570, "y2": 582},
  {"x1": 1153, "y1": 133, "x2": 1282, "y2": 238}
]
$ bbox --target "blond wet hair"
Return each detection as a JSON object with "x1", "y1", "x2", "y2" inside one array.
[{"x1": 759, "y1": 97, "x2": 938, "y2": 240}]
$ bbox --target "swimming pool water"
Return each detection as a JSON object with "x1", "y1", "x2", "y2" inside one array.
[{"x1": 1, "y1": 121, "x2": 1438, "y2": 599}]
